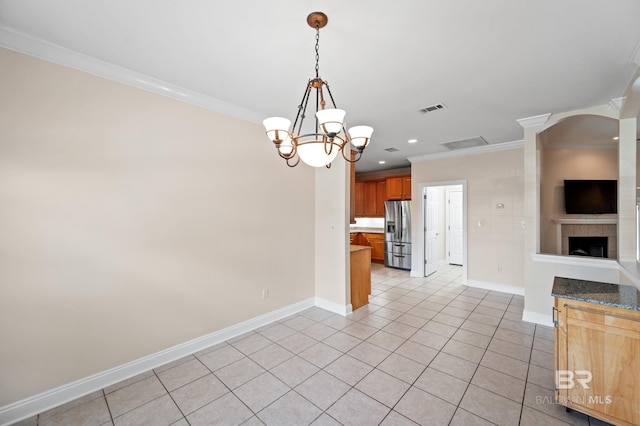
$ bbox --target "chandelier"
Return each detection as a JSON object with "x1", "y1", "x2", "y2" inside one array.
[{"x1": 263, "y1": 12, "x2": 373, "y2": 168}]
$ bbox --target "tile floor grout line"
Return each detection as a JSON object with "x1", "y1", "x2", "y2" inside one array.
[
  {"x1": 517, "y1": 323, "x2": 540, "y2": 426},
  {"x1": 101, "y1": 389, "x2": 115, "y2": 426},
  {"x1": 151, "y1": 368, "x2": 191, "y2": 426}
]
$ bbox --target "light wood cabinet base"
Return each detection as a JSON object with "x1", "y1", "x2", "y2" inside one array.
[
  {"x1": 350, "y1": 246, "x2": 371, "y2": 310},
  {"x1": 554, "y1": 297, "x2": 640, "y2": 426}
]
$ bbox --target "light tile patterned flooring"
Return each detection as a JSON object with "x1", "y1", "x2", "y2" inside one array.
[{"x1": 13, "y1": 264, "x2": 613, "y2": 426}]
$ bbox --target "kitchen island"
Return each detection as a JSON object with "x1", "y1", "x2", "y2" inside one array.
[
  {"x1": 350, "y1": 245, "x2": 372, "y2": 310},
  {"x1": 552, "y1": 277, "x2": 640, "y2": 426}
]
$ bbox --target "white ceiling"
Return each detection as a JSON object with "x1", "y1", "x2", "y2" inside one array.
[{"x1": 1, "y1": 0, "x2": 639, "y2": 172}]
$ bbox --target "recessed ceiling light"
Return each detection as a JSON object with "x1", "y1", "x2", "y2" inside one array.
[
  {"x1": 613, "y1": 136, "x2": 619, "y2": 140},
  {"x1": 378, "y1": 160, "x2": 386, "y2": 164},
  {"x1": 408, "y1": 139, "x2": 418, "y2": 144}
]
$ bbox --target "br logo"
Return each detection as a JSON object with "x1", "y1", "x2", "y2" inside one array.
[{"x1": 556, "y1": 370, "x2": 592, "y2": 390}]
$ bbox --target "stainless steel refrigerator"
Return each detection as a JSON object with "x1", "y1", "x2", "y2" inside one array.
[{"x1": 384, "y1": 200, "x2": 412, "y2": 270}]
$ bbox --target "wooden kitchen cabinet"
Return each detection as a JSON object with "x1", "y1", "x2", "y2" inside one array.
[
  {"x1": 354, "y1": 182, "x2": 365, "y2": 217},
  {"x1": 351, "y1": 233, "x2": 384, "y2": 263},
  {"x1": 386, "y1": 175, "x2": 411, "y2": 200},
  {"x1": 354, "y1": 180, "x2": 386, "y2": 218},
  {"x1": 351, "y1": 232, "x2": 366, "y2": 246},
  {"x1": 363, "y1": 181, "x2": 378, "y2": 217},
  {"x1": 554, "y1": 297, "x2": 640, "y2": 426},
  {"x1": 350, "y1": 232, "x2": 385, "y2": 263},
  {"x1": 354, "y1": 168, "x2": 410, "y2": 218},
  {"x1": 365, "y1": 233, "x2": 385, "y2": 263},
  {"x1": 350, "y1": 245, "x2": 371, "y2": 310},
  {"x1": 376, "y1": 181, "x2": 387, "y2": 216}
]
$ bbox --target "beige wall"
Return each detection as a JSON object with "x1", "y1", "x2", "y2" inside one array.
[
  {"x1": 539, "y1": 148, "x2": 619, "y2": 254},
  {"x1": 412, "y1": 148, "x2": 525, "y2": 289},
  {"x1": 315, "y1": 160, "x2": 350, "y2": 311},
  {"x1": 0, "y1": 48, "x2": 316, "y2": 406}
]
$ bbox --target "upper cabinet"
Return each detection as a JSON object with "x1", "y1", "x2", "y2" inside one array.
[
  {"x1": 363, "y1": 181, "x2": 378, "y2": 217},
  {"x1": 354, "y1": 180, "x2": 385, "y2": 218},
  {"x1": 386, "y1": 176, "x2": 412, "y2": 200},
  {"x1": 352, "y1": 168, "x2": 411, "y2": 218},
  {"x1": 376, "y1": 181, "x2": 386, "y2": 216},
  {"x1": 354, "y1": 182, "x2": 365, "y2": 217}
]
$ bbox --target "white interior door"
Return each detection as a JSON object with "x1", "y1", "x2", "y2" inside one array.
[
  {"x1": 424, "y1": 187, "x2": 439, "y2": 276},
  {"x1": 447, "y1": 189, "x2": 464, "y2": 265}
]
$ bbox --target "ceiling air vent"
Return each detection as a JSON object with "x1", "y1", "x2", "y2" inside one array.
[
  {"x1": 441, "y1": 136, "x2": 488, "y2": 150},
  {"x1": 418, "y1": 103, "x2": 446, "y2": 113},
  {"x1": 384, "y1": 147, "x2": 400, "y2": 152}
]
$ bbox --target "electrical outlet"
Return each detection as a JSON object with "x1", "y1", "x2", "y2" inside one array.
[
  {"x1": 262, "y1": 289, "x2": 269, "y2": 299},
  {"x1": 497, "y1": 266, "x2": 503, "y2": 273}
]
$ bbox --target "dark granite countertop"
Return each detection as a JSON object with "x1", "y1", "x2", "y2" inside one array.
[{"x1": 552, "y1": 277, "x2": 640, "y2": 311}]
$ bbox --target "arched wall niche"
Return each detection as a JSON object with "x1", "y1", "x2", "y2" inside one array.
[
  {"x1": 618, "y1": 71, "x2": 640, "y2": 264},
  {"x1": 537, "y1": 112, "x2": 621, "y2": 257}
]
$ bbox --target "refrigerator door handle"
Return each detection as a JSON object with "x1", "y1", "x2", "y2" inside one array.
[
  {"x1": 397, "y1": 202, "x2": 402, "y2": 242},
  {"x1": 400, "y1": 201, "x2": 406, "y2": 242}
]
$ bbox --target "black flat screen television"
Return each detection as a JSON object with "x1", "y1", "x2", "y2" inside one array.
[{"x1": 564, "y1": 180, "x2": 617, "y2": 214}]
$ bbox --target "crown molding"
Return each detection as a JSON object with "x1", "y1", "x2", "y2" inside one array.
[
  {"x1": 0, "y1": 25, "x2": 264, "y2": 124},
  {"x1": 517, "y1": 113, "x2": 551, "y2": 128},
  {"x1": 408, "y1": 139, "x2": 524, "y2": 164}
]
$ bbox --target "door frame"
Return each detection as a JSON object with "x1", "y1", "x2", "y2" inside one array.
[
  {"x1": 412, "y1": 179, "x2": 468, "y2": 283},
  {"x1": 446, "y1": 186, "x2": 464, "y2": 265}
]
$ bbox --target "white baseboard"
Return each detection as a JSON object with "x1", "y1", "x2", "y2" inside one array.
[
  {"x1": 522, "y1": 309, "x2": 554, "y2": 327},
  {"x1": 466, "y1": 279, "x2": 525, "y2": 296},
  {"x1": 0, "y1": 298, "x2": 315, "y2": 426},
  {"x1": 315, "y1": 297, "x2": 352, "y2": 316}
]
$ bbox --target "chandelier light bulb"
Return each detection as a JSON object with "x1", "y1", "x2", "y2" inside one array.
[
  {"x1": 263, "y1": 117, "x2": 291, "y2": 142},
  {"x1": 297, "y1": 142, "x2": 340, "y2": 167},
  {"x1": 278, "y1": 136, "x2": 294, "y2": 156},
  {"x1": 348, "y1": 126, "x2": 373, "y2": 148},
  {"x1": 316, "y1": 109, "x2": 346, "y2": 136}
]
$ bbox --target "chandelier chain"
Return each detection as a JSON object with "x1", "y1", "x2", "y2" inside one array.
[{"x1": 315, "y1": 23, "x2": 320, "y2": 78}]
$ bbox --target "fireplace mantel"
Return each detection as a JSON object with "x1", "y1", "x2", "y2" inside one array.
[{"x1": 552, "y1": 218, "x2": 618, "y2": 225}]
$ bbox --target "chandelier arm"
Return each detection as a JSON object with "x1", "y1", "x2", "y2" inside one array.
[
  {"x1": 277, "y1": 143, "x2": 297, "y2": 160},
  {"x1": 342, "y1": 148, "x2": 362, "y2": 163},
  {"x1": 286, "y1": 156, "x2": 300, "y2": 167},
  {"x1": 323, "y1": 136, "x2": 335, "y2": 156},
  {"x1": 324, "y1": 82, "x2": 338, "y2": 109},
  {"x1": 315, "y1": 86, "x2": 320, "y2": 136},
  {"x1": 318, "y1": 83, "x2": 326, "y2": 111},
  {"x1": 292, "y1": 83, "x2": 313, "y2": 136}
]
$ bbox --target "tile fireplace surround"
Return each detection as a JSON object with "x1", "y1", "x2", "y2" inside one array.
[{"x1": 559, "y1": 222, "x2": 617, "y2": 259}]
